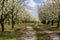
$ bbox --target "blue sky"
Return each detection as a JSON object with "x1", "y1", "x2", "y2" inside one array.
[{"x1": 24, "y1": 0, "x2": 48, "y2": 18}]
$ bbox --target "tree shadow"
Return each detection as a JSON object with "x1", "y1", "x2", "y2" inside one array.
[{"x1": 0, "y1": 28, "x2": 23, "y2": 39}]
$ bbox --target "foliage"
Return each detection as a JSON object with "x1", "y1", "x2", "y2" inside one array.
[{"x1": 38, "y1": 0, "x2": 60, "y2": 21}]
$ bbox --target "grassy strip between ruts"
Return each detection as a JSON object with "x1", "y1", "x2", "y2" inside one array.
[{"x1": 33, "y1": 26, "x2": 51, "y2": 40}]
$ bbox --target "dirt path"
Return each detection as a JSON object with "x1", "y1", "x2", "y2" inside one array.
[
  {"x1": 37, "y1": 24, "x2": 60, "y2": 40},
  {"x1": 17, "y1": 26, "x2": 37, "y2": 40},
  {"x1": 43, "y1": 31, "x2": 60, "y2": 40}
]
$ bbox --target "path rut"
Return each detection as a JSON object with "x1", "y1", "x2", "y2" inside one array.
[
  {"x1": 17, "y1": 26, "x2": 37, "y2": 40},
  {"x1": 44, "y1": 31, "x2": 60, "y2": 40}
]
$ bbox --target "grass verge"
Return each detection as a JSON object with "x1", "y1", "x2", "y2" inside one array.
[{"x1": 33, "y1": 26, "x2": 51, "y2": 40}]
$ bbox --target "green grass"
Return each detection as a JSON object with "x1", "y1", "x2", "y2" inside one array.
[
  {"x1": 0, "y1": 23, "x2": 36, "y2": 40},
  {"x1": 47, "y1": 23, "x2": 60, "y2": 35},
  {"x1": 37, "y1": 32, "x2": 50, "y2": 40},
  {"x1": 38, "y1": 23, "x2": 60, "y2": 35},
  {"x1": 0, "y1": 24, "x2": 27, "y2": 40},
  {"x1": 1, "y1": 23, "x2": 60, "y2": 40},
  {"x1": 32, "y1": 23, "x2": 60, "y2": 40},
  {"x1": 45, "y1": 23, "x2": 60, "y2": 33},
  {"x1": 33, "y1": 26, "x2": 51, "y2": 40},
  {"x1": 0, "y1": 31, "x2": 22, "y2": 40}
]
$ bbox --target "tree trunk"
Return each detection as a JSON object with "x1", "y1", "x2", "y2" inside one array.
[
  {"x1": 57, "y1": 15, "x2": 60, "y2": 28},
  {"x1": 47, "y1": 20, "x2": 50, "y2": 24},
  {"x1": 1, "y1": 21, "x2": 4, "y2": 32},
  {"x1": 57, "y1": 20, "x2": 59, "y2": 28},
  {"x1": 12, "y1": 18, "x2": 14, "y2": 29},
  {"x1": 42, "y1": 20, "x2": 46, "y2": 24},
  {"x1": 51, "y1": 20, "x2": 54, "y2": 25},
  {"x1": 1, "y1": 15, "x2": 4, "y2": 32},
  {"x1": 12, "y1": 22, "x2": 14, "y2": 29}
]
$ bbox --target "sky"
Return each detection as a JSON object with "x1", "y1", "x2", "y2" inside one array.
[{"x1": 24, "y1": 0, "x2": 48, "y2": 18}]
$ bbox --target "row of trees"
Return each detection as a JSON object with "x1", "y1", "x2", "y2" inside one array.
[
  {"x1": 38, "y1": 0, "x2": 60, "y2": 27},
  {"x1": 0, "y1": 0, "x2": 39, "y2": 32},
  {"x1": 0, "y1": 0, "x2": 22, "y2": 32}
]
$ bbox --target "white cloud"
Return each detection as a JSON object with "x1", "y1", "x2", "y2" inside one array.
[
  {"x1": 43, "y1": 0, "x2": 47, "y2": 2},
  {"x1": 25, "y1": 0, "x2": 37, "y2": 8},
  {"x1": 24, "y1": 0, "x2": 37, "y2": 16},
  {"x1": 25, "y1": 8, "x2": 33, "y2": 15},
  {"x1": 27, "y1": 9, "x2": 32, "y2": 13}
]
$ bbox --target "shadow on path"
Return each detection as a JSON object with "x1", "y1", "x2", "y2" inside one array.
[
  {"x1": 37, "y1": 24, "x2": 60, "y2": 40},
  {"x1": 16, "y1": 26, "x2": 37, "y2": 40},
  {"x1": 43, "y1": 31, "x2": 60, "y2": 40}
]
